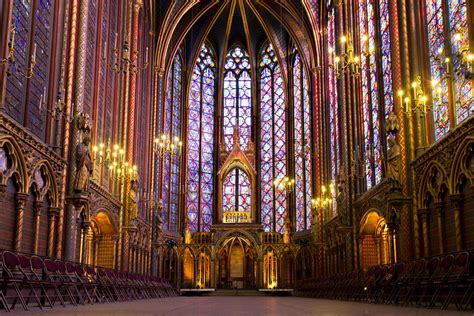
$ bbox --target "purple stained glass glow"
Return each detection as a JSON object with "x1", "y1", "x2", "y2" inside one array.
[
  {"x1": 186, "y1": 44, "x2": 215, "y2": 233},
  {"x1": 293, "y1": 52, "x2": 312, "y2": 232},
  {"x1": 259, "y1": 43, "x2": 287, "y2": 233},
  {"x1": 426, "y1": 0, "x2": 450, "y2": 140},
  {"x1": 328, "y1": 8, "x2": 338, "y2": 217},
  {"x1": 447, "y1": 0, "x2": 473, "y2": 124},
  {"x1": 223, "y1": 47, "x2": 252, "y2": 151},
  {"x1": 359, "y1": 0, "x2": 382, "y2": 190},
  {"x1": 223, "y1": 169, "x2": 251, "y2": 214},
  {"x1": 162, "y1": 52, "x2": 182, "y2": 232}
]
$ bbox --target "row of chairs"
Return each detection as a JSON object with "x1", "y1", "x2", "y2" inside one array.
[
  {"x1": 0, "y1": 250, "x2": 176, "y2": 312},
  {"x1": 296, "y1": 250, "x2": 474, "y2": 311}
]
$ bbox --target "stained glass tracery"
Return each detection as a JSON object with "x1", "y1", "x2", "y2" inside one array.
[
  {"x1": 293, "y1": 52, "x2": 312, "y2": 231},
  {"x1": 259, "y1": 43, "x2": 287, "y2": 233},
  {"x1": 186, "y1": 44, "x2": 216, "y2": 233},
  {"x1": 328, "y1": 7, "x2": 339, "y2": 217},
  {"x1": 162, "y1": 52, "x2": 182, "y2": 232},
  {"x1": 223, "y1": 47, "x2": 252, "y2": 151},
  {"x1": 359, "y1": 0, "x2": 394, "y2": 190}
]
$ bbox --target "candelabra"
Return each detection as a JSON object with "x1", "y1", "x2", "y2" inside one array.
[
  {"x1": 1, "y1": 27, "x2": 37, "y2": 78},
  {"x1": 329, "y1": 34, "x2": 372, "y2": 78},
  {"x1": 312, "y1": 182, "x2": 336, "y2": 221},
  {"x1": 92, "y1": 142, "x2": 138, "y2": 181},
  {"x1": 397, "y1": 75, "x2": 430, "y2": 117},
  {"x1": 112, "y1": 34, "x2": 149, "y2": 74},
  {"x1": 273, "y1": 176, "x2": 295, "y2": 193},
  {"x1": 153, "y1": 134, "x2": 183, "y2": 157}
]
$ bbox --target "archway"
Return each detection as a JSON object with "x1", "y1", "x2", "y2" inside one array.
[
  {"x1": 182, "y1": 247, "x2": 195, "y2": 288},
  {"x1": 196, "y1": 247, "x2": 211, "y2": 288},
  {"x1": 359, "y1": 210, "x2": 389, "y2": 269},
  {"x1": 217, "y1": 235, "x2": 256, "y2": 289},
  {"x1": 85, "y1": 211, "x2": 116, "y2": 268},
  {"x1": 263, "y1": 247, "x2": 277, "y2": 289}
]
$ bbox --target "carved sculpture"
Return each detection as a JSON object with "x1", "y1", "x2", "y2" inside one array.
[
  {"x1": 387, "y1": 136, "x2": 401, "y2": 186},
  {"x1": 129, "y1": 179, "x2": 139, "y2": 225},
  {"x1": 74, "y1": 135, "x2": 92, "y2": 192}
]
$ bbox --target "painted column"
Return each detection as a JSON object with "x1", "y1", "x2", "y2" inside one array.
[
  {"x1": 47, "y1": 207, "x2": 60, "y2": 256},
  {"x1": 14, "y1": 193, "x2": 28, "y2": 252},
  {"x1": 33, "y1": 201, "x2": 42, "y2": 254},
  {"x1": 64, "y1": 0, "x2": 88, "y2": 262},
  {"x1": 450, "y1": 194, "x2": 463, "y2": 251},
  {"x1": 435, "y1": 202, "x2": 445, "y2": 254},
  {"x1": 418, "y1": 208, "x2": 430, "y2": 257}
]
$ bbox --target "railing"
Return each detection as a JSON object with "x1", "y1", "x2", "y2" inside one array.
[{"x1": 223, "y1": 211, "x2": 250, "y2": 224}]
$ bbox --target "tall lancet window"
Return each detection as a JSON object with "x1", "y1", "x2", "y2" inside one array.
[
  {"x1": 328, "y1": 6, "x2": 339, "y2": 217},
  {"x1": 223, "y1": 46, "x2": 252, "y2": 151},
  {"x1": 259, "y1": 43, "x2": 287, "y2": 233},
  {"x1": 359, "y1": 0, "x2": 394, "y2": 190},
  {"x1": 162, "y1": 52, "x2": 182, "y2": 231},
  {"x1": 293, "y1": 52, "x2": 313, "y2": 231},
  {"x1": 425, "y1": 0, "x2": 472, "y2": 140},
  {"x1": 186, "y1": 44, "x2": 216, "y2": 233}
]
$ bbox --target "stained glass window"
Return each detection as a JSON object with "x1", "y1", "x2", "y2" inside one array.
[
  {"x1": 426, "y1": 0, "x2": 450, "y2": 140},
  {"x1": 5, "y1": 0, "x2": 54, "y2": 140},
  {"x1": 223, "y1": 47, "x2": 252, "y2": 151},
  {"x1": 359, "y1": 0, "x2": 394, "y2": 190},
  {"x1": 186, "y1": 44, "x2": 216, "y2": 233},
  {"x1": 162, "y1": 52, "x2": 182, "y2": 232},
  {"x1": 223, "y1": 168, "x2": 251, "y2": 214},
  {"x1": 328, "y1": 7, "x2": 338, "y2": 217},
  {"x1": 259, "y1": 43, "x2": 287, "y2": 233},
  {"x1": 448, "y1": 0, "x2": 473, "y2": 124},
  {"x1": 293, "y1": 52, "x2": 312, "y2": 231},
  {"x1": 426, "y1": 0, "x2": 472, "y2": 138}
]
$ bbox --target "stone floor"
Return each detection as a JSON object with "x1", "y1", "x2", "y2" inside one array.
[{"x1": 9, "y1": 296, "x2": 473, "y2": 315}]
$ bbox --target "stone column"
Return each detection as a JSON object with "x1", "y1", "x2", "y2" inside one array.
[
  {"x1": 14, "y1": 193, "x2": 28, "y2": 252},
  {"x1": 418, "y1": 208, "x2": 430, "y2": 257},
  {"x1": 435, "y1": 202, "x2": 445, "y2": 254},
  {"x1": 47, "y1": 207, "x2": 60, "y2": 257},
  {"x1": 33, "y1": 201, "x2": 42, "y2": 254},
  {"x1": 81, "y1": 221, "x2": 90, "y2": 264},
  {"x1": 450, "y1": 194, "x2": 463, "y2": 251}
]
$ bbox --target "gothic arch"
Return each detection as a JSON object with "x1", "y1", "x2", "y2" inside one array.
[
  {"x1": 0, "y1": 135, "x2": 28, "y2": 193},
  {"x1": 418, "y1": 162, "x2": 449, "y2": 207},
  {"x1": 450, "y1": 136, "x2": 474, "y2": 193},
  {"x1": 29, "y1": 160, "x2": 59, "y2": 207}
]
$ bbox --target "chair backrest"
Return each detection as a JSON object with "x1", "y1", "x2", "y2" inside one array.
[
  {"x1": 66, "y1": 262, "x2": 76, "y2": 274},
  {"x1": 44, "y1": 259, "x2": 58, "y2": 273},
  {"x1": 18, "y1": 254, "x2": 31, "y2": 269},
  {"x1": 55, "y1": 260, "x2": 67, "y2": 273},
  {"x1": 3, "y1": 251, "x2": 20, "y2": 268}
]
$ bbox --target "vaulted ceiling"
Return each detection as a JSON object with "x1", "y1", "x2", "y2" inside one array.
[{"x1": 151, "y1": 0, "x2": 321, "y2": 77}]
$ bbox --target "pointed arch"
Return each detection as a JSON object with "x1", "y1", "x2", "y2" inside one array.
[
  {"x1": 292, "y1": 50, "x2": 312, "y2": 231},
  {"x1": 259, "y1": 42, "x2": 287, "y2": 233},
  {"x1": 186, "y1": 43, "x2": 217, "y2": 233}
]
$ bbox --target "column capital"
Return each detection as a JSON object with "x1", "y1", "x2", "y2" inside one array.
[
  {"x1": 133, "y1": 0, "x2": 143, "y2": 11},
  {"x1": 33, "y1": 200, "x2": 43, "y2": 216},
  {"x1": 48, "y1": 207, "x2": 60, "y2": 218}
]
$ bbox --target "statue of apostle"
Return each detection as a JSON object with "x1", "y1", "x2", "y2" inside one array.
[{"x1": 74, "y1": 135, "x2": 93, "y2": 192}]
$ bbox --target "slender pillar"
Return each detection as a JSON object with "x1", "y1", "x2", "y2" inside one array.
[
  {"x1": 47, "y1": 207, "x2": 60, "y2": 256},
  {"x1": 14, "y1": 193, "x2": 28, "y2": 252},
  {"x1": 450, "y1": 194, "x2": 463, "y2": 251},
  {"x1": 435, "y1": 202, "x2": 445, "y2": 254},
  {"x1": 419, "y1": 208, "x2": 430, "y2": 257},
  {"x1": 33, "y1": 201, "x2": 42, "y2": 254},
  {"x1": 81, "y1": 221, "x2": 90, "y2": 264}
]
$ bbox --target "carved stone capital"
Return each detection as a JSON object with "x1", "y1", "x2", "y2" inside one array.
[
  {"x1": 434, "y1": 201, "x2": 445, "y2": 214},
  {"x1": 0, "y1": 184, "x2": 6, "y2": 199},
  {"x1": 48, "y1": 207, "x2": 60, "y2": 219},
  {"x1": 418, "y1": 208, "x2": 429, "y2": 219},
  {"x1": 450, "y1": 194, "x2": 463, "y2": 210},
  {"x1": 15, "y1": 192, "x2": 28, "y2": 209},
  {"x1": 33, "y1": 201, "x2": 43, "y2": 216}
]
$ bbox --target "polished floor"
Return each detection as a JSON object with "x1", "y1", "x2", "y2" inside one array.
[{"x1": 10, "y1": 296, "x2": 472, "y2": 315}]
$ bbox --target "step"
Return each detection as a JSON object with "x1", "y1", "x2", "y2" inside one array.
[{"x1": 210, "y1": 289, "x2": 267, "y2": 296}]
